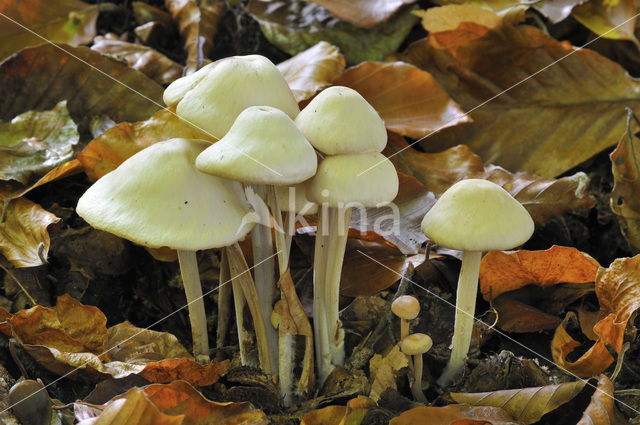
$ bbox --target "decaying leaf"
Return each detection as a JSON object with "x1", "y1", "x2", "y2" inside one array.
[
  {"x1": 246, "y1": 0, "x2": 419, "y2": 64},
  {"x1": 138, "y1": 358, "x2": 229, "y2": 386},
  {"x1": 479, "y1": 246, "x2": 600, "y2": 301},
  {"x1": 387, "y1": 134, "x2": 596, "y2": 227},
  {"x1": 0, "y1": 101, "x2": 79, "y2": 185},
  {"x1": 78, "y1": 109, "x2": 205, "y2": 180},
  {"x1": 389, "y1": 404, "x2": 516, "y2": 425},
  {"x1": 0, "y1": 187, "x2": 60, "y2": 267},
  {"x1": 301, "y1": 396, "x2": 376, "y2": 425},
  {"x1": 534, "y1": 0, "x2": 587, "y2": 23},
  {"x1": 333, "y1": 61, "x2": 470, "y2": 139},
  {"x1": 413, "y1": 4, "x2": 502, "y2": 32},
  {"x1": 402, "y1": 6, "x2": 640, "y2": 177},
  {"x1": 610, "y1": 118, "x2": 640, "y2": 251},
  {"x1": 165, "y1": 0, "x2": 224, "y2": 74},
  {"x1": 91, "y1": 35, "x2": 183, "y2": 85},
  {"x1": 278, "y1": 41, "x2": 346, "y2": 103},
  {"x1": 10, "y1": 159, "x2": 84, "y2": 200},
  {"x1": 369, "y1": 343, "x2": 408, "y2": 402},
  {"x1": 491, "y1": 296, "x2": 563, "y2": 333},
  {"x1": 308, "y1": 0, "x2": 416, "y2": 27},
  {"x1": 450, "y1": 380, "x2": 587, "y2": 424},
  {"x1": 0, "y1": 44, "x2": 164, "y2": 135},
  {"x1": 572, "y1": 0, "x2": 639, "y2": 43},
  {"x1": 0, "y1": 0, "x2": 99, "y2": 61},
  {"x1": 105, "y1": 321, "x2": 191, "y2": 363},
  {"x1": 577, "y1": 375, "x2": 628, "y2": 425}
]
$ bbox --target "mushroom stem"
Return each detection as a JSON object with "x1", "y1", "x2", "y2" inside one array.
[
  {"x1": 324, "y1": 206, "x2": 352, "y2": 370},
  {"x1": 230, "y1": 266, "x2": 254, "y2": 367},
  {"x1": 249, "y1": 185, "x2": 279, "y2": 375},
  {"x1": 400, "y1": 320, "x2": 409, "y2": 341},
  {"x1": 216, "y1": 249, "x2": 231, "y2": 360},
  {"x1": 313, "y1": 205, "x2": 331, "y2": 384},
  {"x1": 437, "y1": 250, "x2": 482, "y2": 386},
  {"x1": 177, "y1": 250, "x2": 210, "y2": 364},
  {"x1": 267, "y1": 185, "x2": 289, "y2": 273},
  {"x1": 227, "y1": 242, "x2": 274, "y2": 374},
  {"x1": 411, "y1": 354, "x2": 427, "y2": 403}
]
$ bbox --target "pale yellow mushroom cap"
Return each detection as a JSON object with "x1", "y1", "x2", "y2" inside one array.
[
  {"x1": 295, "y1": 86, "x2": 387, "y2": 155},
  {"x1": 421, "y1": 179, "x2": 534, "y2": 252},
  {"x1": 391, "y1": 295, "x2": 420, "y2": 320},
  {"x1": 307, "y1": 153, "x2": 398, "y2": 208},
  {"x1": 401, "y1": 333, "x2": 433, "y2": 355},
  {"x1": 76, "y1": 138, "x2": 256, "y2": 251},
  {"x1": 164, "y1": 55, "x2": 300, "y2": 140},
  {"x1": 195, "y1": 106, "x2": 317, "y2": 185}
]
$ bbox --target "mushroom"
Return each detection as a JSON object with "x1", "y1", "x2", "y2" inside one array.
[
  {"x1": 306, "y1": 152, "x2": 398, "y2": 383},
  {"x1": 421, "y1": 179, "x2": 534, "y2": 386},
  {"x1": 401, "y1": 333, "x2": 433, "y2": 403},
  {"x1": 76, "y1": 138, "x2": 257, "y2": 364},
  {"x1": 391, "y1": 295, "x2": 420, "y2": 340},
  {"x1": 275, "y1": 183, "x2": 318, "y2": 268}
]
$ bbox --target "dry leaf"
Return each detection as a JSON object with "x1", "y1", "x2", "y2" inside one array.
[
  {"x1": 165, "y1": 0, "x2": 224, "y2": 74},
  {"x1": 389, "y1": 405, "x2": 516, "y2": 425},
  {"x1": 138, "y1": 358, "x2": 229, "y2": 387},
  {"x1": 301, "y1": 396, "x2": 376, "y2": 425},
  {"x1": 492, "y1": 296, "x2": 562, "y2": 333},
  {"x1": 369, "y1": 343, "x2": 408, "y2": 401},
  {"x1": 11, "y1": 159, "x2": 84, "y2": 200},
  {"x1": 308, "y1": 0, "x2": 416, "y2": 27},
  {"x1": 278, "y1": 41, "x2": 346, "y2": 103},
  {"x1": 91, "y1": 36, "x2": 183, "y2": 85},
  {"x1": 479, "y1": 246, "x2": 600, "y2": 300},
  {"x1": 577, "y1": 375, "x2": 628, "y2": 425},
  {"x1": 572, "y1": 0, "x2": 639, "y2": 43},
  {"x1": 333, "y1": 61, "x2": 470, "y2": 139},
  {"x1": 105, "y1": 321, "x2": 192, "y2": 363},
  {"x1": 0, "y1": 44, "x2": 164, "y2": 135},
  {"x1": 402, "y1": 8, "x2": 640, "y2": 177},
  {"x1": 0, "y1": 188, "x2": 60, "y2": 267},
  {"x1": 78, "y1": 109, "x2": 205, "y2": 180},
  {"x1": 413, "y1": 4, "x2": 502, "y2": 32},
  {"x1": 0, "y1": 0, "x2": 99, "y2": 61},
  {"x1": 534, "y1": 0, "x2": 586, "y2": 23},
  {"x1": 387, "y1": 134, "x2": 596, "y2": 226},
  {"x1": 450, "y1": 380, "x2": 587, "y2": 424},
  {"x1": 610, "y1": 122, "x2": 640, "y2": 251}
]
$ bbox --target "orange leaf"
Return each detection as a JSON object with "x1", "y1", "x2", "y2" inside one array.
[
  {"x1": 301, "y1": 396, "x2": 376, "y2": 425},
  {"x1": 389, "y1": 405, "x2": 516, "y2": 425},
  {"x1": 492, "y1": 296, "x2": 561, "y2": 333},
  {"x1": 138, "y1": 358, "x2": 230, "y2": 387},
  {"x1": 308, "y1": 0, "x2": 416, "y2": 27},
  {"x1": 577, "y1": 375, "x2": 628, "y2": 425},
  {"x1": 479, "y1": 246, "x2": 600, "y2": 300},
  {"x1": 333, "y1": 61, "x2": 470, "y2": 139},
  {"x1": 279, "y1": 41, "x2": 346, "y2": 102},
  {"x1": 11, "y1": 159, "x2": 84, "y2": 199}
]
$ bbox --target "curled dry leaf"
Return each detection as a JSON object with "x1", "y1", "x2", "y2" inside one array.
[
  {"x1": 609, "y1": 123, "x2": 640, "y2": 251},
  {"x1": 572, "y1": 0, "x2": 639, "y2": 43},
  {"x1": 0, "y1": 0, "x2": 99, "y2": 61},
  {"x1": 369, "y1": 342, "x2": 408, "y2": 402},
  {"x1": 386, "y1": 134, "x2": 596, "y2": 227},
  {"x1": 577, "y1": 375, "x2": 628, "y2": 425},
  {"x1": 165, "y1": 0, "x2": 224, "y2": 74},
  {"x1": 138, "y1": 358, "x2": 230, "y2": 387},
  {"x1": 534, "y1": 0, "x2": 586, "y2": 23},
  {"x1": 0, "y1": 101, "x2": 79, "y2": 185},
  {"x1": 389, "y1": 404, "x2": 516, "y2": 425},
  {"x1": 0, "y1": 44, "x2": 164, "y2": 135},
  {"x1": 278, "y1": 41, "x2": 346, "y2": 103},
  {"x1": 0, "y1": 187, "x2": 60, "y2": 267},
  {"x1": 91, "y1": 36, "x2": 183, "y2": 85},
  {"x1": 450, "y1": 380, "x2": 587, "y2": 424},
  {"x1": 403, "y1": 6, "x2": 640, "y2": 177},
  {"x1": 479, "y1": 246, "x2": 600, "y2": 301},
  {"x1": 334, "y1": 61, "x2": 470, "y2": 139},
  {"x1": 246, "y1": 0, "x2": 418, "y2": 64},
  {"x1": 105, "y1": 321, "x2": 191, "y2": 363},
  {"x1": 301, "y1": 396, "x2": 376, "y2": 425},
  {"x1": 308, "y1": 0, "x2": 416, "y2": 27},
  {"x1": 491, "y1": 296, "x2": 562, "y2": 333},
  {"x1": 10, "y1": 159, "x2": 84, "y2": 200},
  {"x1": 78, "y1": 109, "x2": 205, "y2": 180},
  {"x1": 552, "y1": 254, "x2": 640, "y2": 377}
]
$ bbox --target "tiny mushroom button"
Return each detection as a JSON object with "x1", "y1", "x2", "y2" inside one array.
[{"x1": 392, "y1": 295, "x2": 420, "y2": 340}]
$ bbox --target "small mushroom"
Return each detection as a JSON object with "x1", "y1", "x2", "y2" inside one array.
[
  {"x1": 401, "y1": 333, "x2": 433, "y2": 403},
  {"x1": 391, "y1": 295, "x2": 420, "y2": 340},
  {"x1": 421, "y1": 179, "x2": 534, "y2": 386}
]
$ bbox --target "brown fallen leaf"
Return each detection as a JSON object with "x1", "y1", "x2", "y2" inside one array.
[
  {"x1": 413, "y1": 4, "x2": 502, "y2": 33},
  {"x1": 308, "y1": 0, "x2": 415, "y2": 27},
  {"x1": 479, "y1": 246, "x2": 600, "y2": 301},
  {"x1": 278, "y1": 41, "x2": 346, "y2": 103},
  {"x1": 91, "y1": 36, "x2": 183, "y2": 85},
  {"x1": 138, "y1": 358, "x2": 229, "y2": 387},
  {"x1": 450, "y1": 379, "x2": 587, "y2": 424},
  {"x1": 78, "y1": 109, "x2": 205, "y2": 181},
  {"x1": 0, "y1": 44, "x2": 164, "y2": 135},
  {"x1": 0, "y1": 0, "x2": 99, "y2": 61},
  {"x1": 577, "y1": 375, "x2": 629, "y2": 425},
  {"x1": 402, "y1": 6, "x2": 640, "y2": 177},
  {"x1": 610, "y1": 116, "x2": 640, "y2": 251},
  {"x1": 105, "y1": 321, "x2": 191, "y2": 363},
  {"x1": 369, "y1": 343, "x2": 408, "y2": 402},
  {"x1": 333, "y1": 61, "x2": 470, "y2": 139},
  {"x1": 389, "y1": 404, "x2": 516, "y2": 425},
  {"x1": 572, "y1": 0, "x2": 639, "y2": 44},
  {"x1": 165, "y1": 0, "x2": 224, "y2": 74},
  {"x1": 10, "y1": 159, "x2": 84, "y2": 200},
  {"x1": 534, "y1": 0, "x2": 585, "y2": 23},
  {"x1": 301, "y1": 396, "x2": 376, "y2": 425},
  {"x1": 491, "y1": 296, "x2": 562, "y2": 333},
  {"x1": 0, "y1": 187, "x2": 60, "y2": 267},
  {"x1": 386, "y1": 133, "x2": 596, "y2": 226}
]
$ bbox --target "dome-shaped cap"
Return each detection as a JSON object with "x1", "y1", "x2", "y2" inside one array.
[
  {"x1": 401, "y1": 333, "x2": 433, "y2": 355},
  {"x1": 195, "y1": 106, "x2": 317, "y2": 185},
  {"x1": 391, "y1": 295, "x2": 420, "y2": 320},
  {"x1": 276, "y1": 184, "x2": 318, "y2": 215},
  {"x1": 307, "y1": 153, "x2": 398, "y2": 208},
  {"x1": 421, "y1": 179, "x2": 534, "y2": 252},
  {"x1": 164, "y1": 55, "x2": 300, "y2": 140},
  {"x1": 295, "y1": 86, "x2": 387, "y2": 155},
  {"x1": 77, "y1": 138, "x2": 256, "y2": 251}
]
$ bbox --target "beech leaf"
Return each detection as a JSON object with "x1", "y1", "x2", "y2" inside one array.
[
  {"x1": 308, "y1": 0, "x2": 416, "y2": 27},
  {"x1": 389, "y1": 405, "x2": 517, "y2": 425},
  {"x1": 572, "y1": 0, "x2": 639, "y2": 43},
  {"x1": 577, "y1": 375, "x2": 628, "y2": 425}
]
